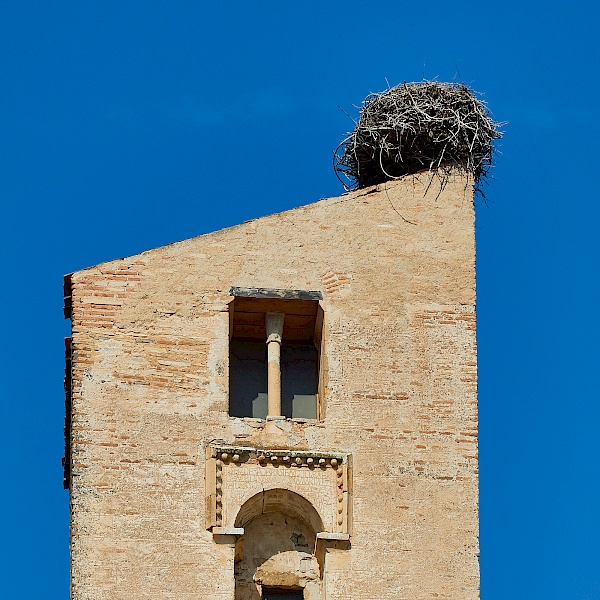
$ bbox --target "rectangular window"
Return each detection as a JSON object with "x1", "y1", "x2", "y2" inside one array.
[{"x1": 228, "y1": 288, "x2": 324, "y2": 420}]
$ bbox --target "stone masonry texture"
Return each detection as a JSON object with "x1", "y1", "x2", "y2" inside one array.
[{"x1": 66, "y1": 172, "x2": 479, "y2": 599}]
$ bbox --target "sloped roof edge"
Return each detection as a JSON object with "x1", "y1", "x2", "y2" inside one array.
[{"x1": 68, "y1": 185, "x2": 374, "y2": 275}]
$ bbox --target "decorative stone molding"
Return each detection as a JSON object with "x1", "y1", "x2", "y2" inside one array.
[{"x1": 205, "y1": 444, "x2": 351, "y2": 536}]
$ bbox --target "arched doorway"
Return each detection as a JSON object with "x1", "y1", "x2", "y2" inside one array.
[{"x1": 233, "y1": 489, "x2": 323, "y2": 600}]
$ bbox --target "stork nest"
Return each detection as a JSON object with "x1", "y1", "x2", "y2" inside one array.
[{"x1": 334, "y1": 81, "x2": 503, "y2": 196}]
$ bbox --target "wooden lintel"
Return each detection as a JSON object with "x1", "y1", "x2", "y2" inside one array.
[{"x1": 230, "y1": 287, "x2": 323, "y2": 302}]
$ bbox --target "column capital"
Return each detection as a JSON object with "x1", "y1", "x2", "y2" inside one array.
[{"x1": 266, "y1": 312, "x2": 284, "y2": 344}]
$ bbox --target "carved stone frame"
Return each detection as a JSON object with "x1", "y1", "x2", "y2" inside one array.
[{"x1": 205, "y1": 444, "x2": 351, "y2": 537}]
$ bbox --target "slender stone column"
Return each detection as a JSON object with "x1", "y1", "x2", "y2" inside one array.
[{"x1": 265, "y1": 312, "x2": 285, "y2": 418}]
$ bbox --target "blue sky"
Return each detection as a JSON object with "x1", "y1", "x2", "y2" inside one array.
[{"x1": 1, "y1": 2, "x2": 599, "y2": 598}]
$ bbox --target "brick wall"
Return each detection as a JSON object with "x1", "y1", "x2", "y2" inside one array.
[{"x1": 67, "y1": 172, "x2": 478, "y2": 599}]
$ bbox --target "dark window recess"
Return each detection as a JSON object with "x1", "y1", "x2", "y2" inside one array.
[
  {"x1": 263, "y1": 590, "x2": 304, "y2": 600},
  {"x1": 229, "y1": 341, "x2": 318, "y2": 419},
  {"x1": 229, "y1": 340, "x2": 268, "y2": 419},
  {"x1": 281, "y1": 343, "x2": 318, "y2": 418}
]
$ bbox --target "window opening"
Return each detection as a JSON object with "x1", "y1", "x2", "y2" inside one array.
[
  {"x1": 281, "y1": 344, "x2": 319, "y2": 418},
  {"x1": 263, "y1": 590, "x2": 303, "y2": 599},
  {"x1": 228, "y1": 288, "x2": 324, "y2": 420},
  {"x1": 234, "y1": 489, "x2": 323, "y2": 600},
  {"x1": 229, "y1": 340, "x2": 268, "y2": 418}
]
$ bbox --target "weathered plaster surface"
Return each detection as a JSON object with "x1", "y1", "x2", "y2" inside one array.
[{"x1": 68, "y1": 172, "x2": 478, "y2": 599}]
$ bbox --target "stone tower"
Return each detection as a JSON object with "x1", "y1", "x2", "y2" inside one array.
[{"x1": 64, "y1": 172, "x2": 479, "y2": 599}]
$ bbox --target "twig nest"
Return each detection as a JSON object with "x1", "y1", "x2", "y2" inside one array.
[{"x1": 334, "y1": 81, "x2": 503, "y2": 196}]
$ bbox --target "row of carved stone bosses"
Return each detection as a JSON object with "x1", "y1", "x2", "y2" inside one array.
[{"x1": 217, "y1": 451, "x2": 343, "y2": 469}]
